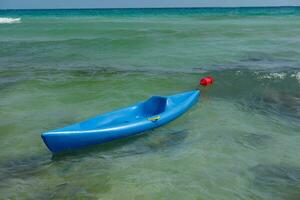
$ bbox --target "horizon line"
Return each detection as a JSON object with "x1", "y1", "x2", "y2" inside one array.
[{"x1": 1, "y1": 5, "x2": 300, "y2": 11}]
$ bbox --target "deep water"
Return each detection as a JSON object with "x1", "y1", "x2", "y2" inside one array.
[{"x1": 0, "y1": 7, "x2": 300, "y2": 200}]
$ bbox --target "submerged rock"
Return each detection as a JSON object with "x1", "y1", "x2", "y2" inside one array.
[
  {"x1": 261, "y1": 90, "x2": 300, "y2": 118},
  {"x1": 235, "y1": 131, "x2": 272, "y2": 149},
  {"x1": 250, "y1": 164, "x2": 300, "y2": 200},
  {"x1": 0, "y1": 155, "x2": 51, "y2": 183},
  {"x1": 143, "y1": 129, "x2": 189, "y2": 151}
]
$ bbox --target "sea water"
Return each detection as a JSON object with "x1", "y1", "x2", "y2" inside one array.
[{"x1": 0, "y1": 7, "x2": 300, "y2": 200}]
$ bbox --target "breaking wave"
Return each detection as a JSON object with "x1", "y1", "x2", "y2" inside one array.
[{"x1": 0, "y1": 17, "x2": 21, "y2": 24}]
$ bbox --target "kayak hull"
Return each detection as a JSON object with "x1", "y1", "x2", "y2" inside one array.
[{"x1": 42, "y1": 90, "x2": 200, "y2": 153}]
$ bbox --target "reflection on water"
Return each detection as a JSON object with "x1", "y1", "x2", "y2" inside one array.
[{"x1": 53, "y1": 129, "x2": 189, "y2": 160}]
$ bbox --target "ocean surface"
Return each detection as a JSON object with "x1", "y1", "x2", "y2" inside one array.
[{"x1": 0, "y1": 7, "x2": 300, "y2": 200}]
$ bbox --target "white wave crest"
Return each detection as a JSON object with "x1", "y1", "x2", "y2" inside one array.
[
  {"x1": 260, "y1": 72, "x2": 286, "y2": 80},
  {"x1": 291, "y1": 72, "x2": 300, "y2": 82},
  {"x1": 0, "y1": 17, "x2": 21, "y2": 24},
  {"x1": 258, "y1": 72, "x2": 300, "y2": 83}
]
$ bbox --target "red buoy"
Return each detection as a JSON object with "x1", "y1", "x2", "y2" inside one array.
[{"x1": 200, "y1": 76, "x2": 214, "y2": 86}]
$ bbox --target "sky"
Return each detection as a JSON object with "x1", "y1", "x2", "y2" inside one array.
[{"x1": 1, "y1": 0, "x2": 300, "y2": 9}]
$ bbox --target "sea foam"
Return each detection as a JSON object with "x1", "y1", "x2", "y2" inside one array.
[
  {"x1": 291, "y1": 72, "x2": 300, "y2": 82},
  {"x1": 0, "y1": 17, "x2": 21, "y2": 24}
]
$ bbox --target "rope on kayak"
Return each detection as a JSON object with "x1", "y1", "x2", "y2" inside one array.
[{"x1": 148, "y1": 116, "x2": 161, "y2": 122}]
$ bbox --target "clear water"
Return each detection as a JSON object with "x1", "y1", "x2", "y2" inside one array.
[{"x1": 0, "y1": 7, "x2": 300, "y2": 200}]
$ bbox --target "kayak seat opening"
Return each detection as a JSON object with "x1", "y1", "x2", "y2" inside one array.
[{"x1": 139, "y1": 96, "x2": 167, "y2": 117}]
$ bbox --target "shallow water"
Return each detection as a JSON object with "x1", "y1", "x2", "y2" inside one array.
[{"x1": 0, "y1": 7, "x2": 300, "y2": 200}]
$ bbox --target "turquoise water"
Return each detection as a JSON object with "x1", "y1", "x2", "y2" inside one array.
[{"x1": 0, "y1": 7, "x2": 300, "y2": 199}]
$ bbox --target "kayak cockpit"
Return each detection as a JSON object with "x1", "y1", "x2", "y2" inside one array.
[
  {"x1": 53, "y1": 96, "x2": 168, "y2": 132},
  {"x1": 138, "y1": 96, "x2": 167, "y2": 117}
]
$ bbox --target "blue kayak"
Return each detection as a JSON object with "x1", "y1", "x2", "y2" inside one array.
[{"x1": 42, "y1": 90, "x2": 200, "y2": 153}]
